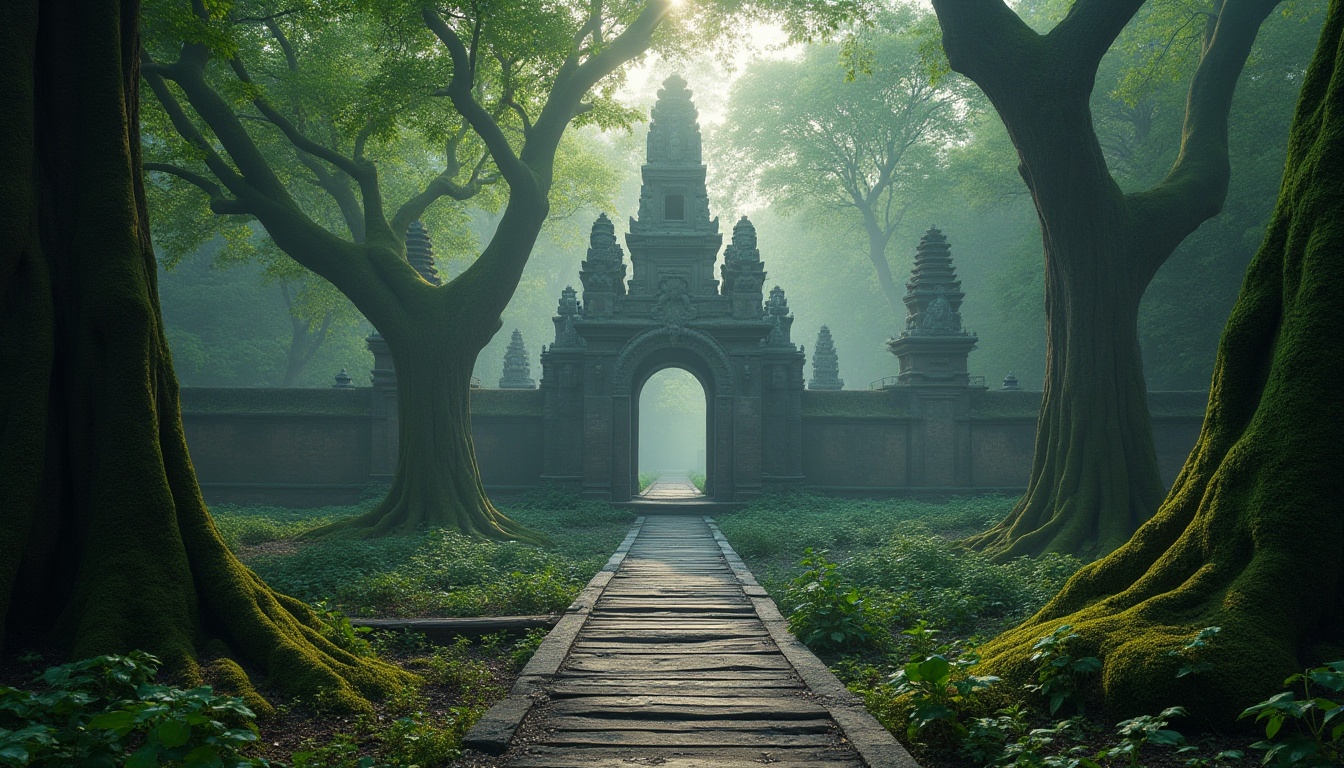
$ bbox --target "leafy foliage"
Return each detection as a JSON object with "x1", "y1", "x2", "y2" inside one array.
[
  {"x1": 888, "y1": 645, "x2": 999, "y2": 745},
  {"x1": 783, "y1": 549, "x2": 890, "y2": 653},
  {"x1": 1239, "y1": 661, "x2": 1344, "y2": 767},
  {"x1": 0, "y1": 652, "x2": 266, "y2": 768},
  {"x1": 1026, "y1": 626, "x2": 1103, "y2": 716}
]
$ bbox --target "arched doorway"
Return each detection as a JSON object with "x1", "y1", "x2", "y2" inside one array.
[{"x1": 635, "y1": 367, "x2": 709, "y2": 498}]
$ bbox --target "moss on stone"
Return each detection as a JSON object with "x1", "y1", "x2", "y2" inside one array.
[
  {"x1": 800, "y1": 390, "x2": 911, "y2": 418},
  {"x1": 470, "y1": 387, "x2": 545, "y2": 416},
  {"x1": 181, "y1": 387, "x2": 374, "y2": 416}
]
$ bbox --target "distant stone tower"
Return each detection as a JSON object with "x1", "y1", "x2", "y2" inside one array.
[
  {"x1": 887, "y1": 226, "x2": 979, "y2": 386},
  {"x1": 405, "y1": 220, "x2": 441, "y2": 285},
  {"x1": 578, "y1": 213, "x2": 627, "y2": 317},
  {"x1": 808, "y1": 326, "x2": 844, "y2": 390},
  {"x1": 498, "y1": 329, "x2": 536, "y2": 389}
]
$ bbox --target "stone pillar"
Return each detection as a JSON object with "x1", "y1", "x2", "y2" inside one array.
[
  {"x1": 498, "y1": 329, "x2": 536, "y2": 389},
  {"x1": 887, "y1": 227, "x2": 978, "y2": 386},
  {"x1": 808, "y1": 326, "x2": 844, "y2": 390}
]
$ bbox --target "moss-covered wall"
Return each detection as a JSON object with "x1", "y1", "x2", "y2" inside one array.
[{"x1": 181, "y1": 386, "x2": 1205, "y2": 505}]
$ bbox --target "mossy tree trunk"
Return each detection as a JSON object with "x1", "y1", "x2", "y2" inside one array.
[
  {"x1": 977, "y1": 4, "x2": 1344, "y2": 720},
  {"x1": 142, "y1": 3, "x2": 671, "y2": 539},
  {"x1": 932, "y1": 0, "x2": 1282, "y2": 560},
  {"x1": 0, "y1": 0, "x2": 413, "y2": 711}
]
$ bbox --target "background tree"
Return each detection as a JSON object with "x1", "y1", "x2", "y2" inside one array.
[
  {"x1": 0, "y1": 0, "x2": 413, "y2": 713},
  {"x1": 977, "y1": 2, "x2": 1344, "y2": 720},
  {"x1": 140, "y1": 0, "x2": 669, "y2": 540},
  {"x1": 718, "y1": 8, "x2": 968, "y2": 319},
  {"x1": 930, "y1": 0, "x2": 1289, "y2": 560}
]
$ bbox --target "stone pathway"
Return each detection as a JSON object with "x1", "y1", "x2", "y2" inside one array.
[
  {"x1": 468, "y1": 516, "x2": 917, "y2": 767},
  {"x1": 639, "y1": 473, "x2": 702, "y2": 499}
]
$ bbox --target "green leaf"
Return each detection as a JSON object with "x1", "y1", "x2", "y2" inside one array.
[
  {"x1": 1265, "y1": 715, "x2": 1283, "y2": 739},
  {"x1": 89, "y1": 709, "x2": 137, "y2": 733},
  {"x1": 157, "y1": 718, "x2": 191, "y2": 748},
  {"x1": 126, "y1": 745, "x2": 159, "y2": 768},
  {"x1": 918, "y1": 655, "x2": 951, "y2": 685}
]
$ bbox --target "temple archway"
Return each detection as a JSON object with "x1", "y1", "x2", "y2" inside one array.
[
  {"x1": 635, "y1": 366, "x2": 709, "y2": 497},
  {"x1": 538, "y1": 75, "x2": 806, "y2": 502}
]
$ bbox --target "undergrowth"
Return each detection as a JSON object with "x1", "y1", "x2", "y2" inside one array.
[{"x1": 212, "y1": 488, "x2": 634, "y2": 619}]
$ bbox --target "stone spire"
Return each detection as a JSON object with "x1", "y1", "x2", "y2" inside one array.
[
  {"x1": 405, "y1": 220, "x2": 441, "y2": 285},
  {"x1": 498, "y1": 329, "x2": 536, "y2": 389},
  {"x1": 761, "y1": 286, "x2": 795, "y2": 347},
  {"x1": 887, "y1": 227, "x2": 979, "y2": 386},
  {"x1": 721, "y1": 216, "x2": 767, "y2": 318},
  {"x1": 579, "y1": 213, "x2": 627, "y2": 316},
  {"x1": 808, "y1": 326, "x2": 844, "y2": 390},
  {"x1": 626, "y1": 74, "x2": 720, "y2": 298},
  {"x1": 645, "y1": 73, "x2": 702, "y2": 167}
]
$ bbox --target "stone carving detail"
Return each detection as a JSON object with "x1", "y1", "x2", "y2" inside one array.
[
  {"x1": 554, "y1": 315, "x2": 587, "y2": 349},
  {"x1": 651, "y1": 275, "x2": 698, "y2": 326},
  {"x1": 808, "y1": 326, "x2": 844, "y2": 390},
  {"x1": 405, "y1": 220, "x2": 441, "y2": 285},
  {"x1": 557, "y1": 285, "x2": 580, "y2": 317},
  {"x1": 579, "y1": 213, "x2": 627, "y2": 315},
  {"x1": 760, "y1": 286, "x2": 794, "y2": 348},
  {"x1": 721, "y1": 216, "x2": 767, "y2": 318},
  {"x1": 646, "y1": 74, "x2": 703, "y2": 166},
  {"x1": 498, "y1": 329, "x2": 536, "y2": 389},
  {"x1": 921, "y1": 286, "x2": 956, "y2": 332}
]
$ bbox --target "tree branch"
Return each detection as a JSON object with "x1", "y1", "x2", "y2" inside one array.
[
  {"x1": 1127, "y1": 0, "x2": 1282, "y2": 280},
  {"x1": 929, "y1": 0, "x2": 1041, "y2": 92},
  {"x1": 422, "y1": 8, "x2": 534, "y2": 193},
  {"x1": 1047, "y1": 0, "x2": 1148, "y2": 74},
  {"x1": 143, "y1": 162, "x2": 248, "y2": 214}
]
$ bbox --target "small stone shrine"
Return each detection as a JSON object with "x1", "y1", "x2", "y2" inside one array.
[
  {"x1": 498, "y1": 329, "x2": 536, "y2": 389},
  {"x1": 540, "y1": 74, "x2": 806, "y2": 501},
  {"x1": 808, "y1": 326, "x2": 844, "y2": 390},
  {"x1": 887, "y1": 226, "x2": 979, "y2": 386}
]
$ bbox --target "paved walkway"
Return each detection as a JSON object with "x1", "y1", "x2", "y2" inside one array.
[
  {"x1": 473, "y1": 515, "x2": 916, "y2": 767},
  {"x1": 640, "y1": 473, "x2": 703, "y2": 500}
]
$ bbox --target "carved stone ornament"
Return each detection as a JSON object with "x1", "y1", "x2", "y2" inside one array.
[{"x1": 651, "y1": 275, "x2": 698, "y2": 326}]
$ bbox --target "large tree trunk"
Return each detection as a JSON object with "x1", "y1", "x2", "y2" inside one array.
[
  {"x1": 310, "y1": 327, "x2": 547, "y2": 542},
  {"x1": 977, "y1": 5, "x2": 1344, "y2": 721},
  {"x1": 934, "y1": 0, "x2": 1280, "y2": 561},
  {"x1": 0, "y1": 0, "x2": 413, "y2": 712},
  {"x1": 861, "y1": 212, "x2": 904, "y2": 319}
]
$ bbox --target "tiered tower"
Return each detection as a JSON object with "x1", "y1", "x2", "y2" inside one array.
[
  {"x1": 625, "y1": 74, "x2": 721, "y2": 299},
  {"x1": 808, "y1": 326, "x2": 844, "y2": 390},
  {"x1": 405, "y1": 220, "x2": 441, "y2": 285},
  {"x1": 887, "y1": 227, "x2": 978, "y2": 386},
  {"x1": 578, "y1": 213, "x2": 627, "y2": 316},
  {"x1": 498, "y1": 330, "x2": 536, "y2": 389}
]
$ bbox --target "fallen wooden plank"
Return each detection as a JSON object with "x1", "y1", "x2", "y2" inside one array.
[{"x1": 350, "y1": 614, "x2": 556, "y2": 640}]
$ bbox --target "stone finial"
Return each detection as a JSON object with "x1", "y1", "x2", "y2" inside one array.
[
  {"x1": 1001, "y1": 371, "x2": 1021, "y2": 391},
  {"x1": 332, "y1": 368, "x2": 354, "y2": 389},
  {"x1": 721, "y1": 216, "x2": 767, "y2": 315},
  {"x1": 557, "y1": 285, "x2": 580, "y2": 316},
  {"x1": 579, "y1": 213, "x2": 627, "y2": 312},
  {"x1": 766, "y1": 285, "x2": 790, "y2": 318},
  {"x1": 405, "y1": 220, "x2": 442, "y2": 285},
  {"x1": 499, "y1": 329, "x2": 537, "y2": 389},
  {"x1": 646, "y1": 74, "x2": 703, "y2": 167},
  {"x1": 808, "y1": 326, "x2": 844, "y2": 390}
]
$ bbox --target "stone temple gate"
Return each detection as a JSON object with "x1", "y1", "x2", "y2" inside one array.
[{"x1": 539, "y1": 75, "x2": 805, "y2": 501}]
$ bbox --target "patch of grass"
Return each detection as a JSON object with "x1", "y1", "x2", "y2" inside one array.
[
  {"x1": 689, "y1": 471, "x2": 706, "y2": 493},
  {"x1": 637, "y1": 472, "x2": 658, "y2": 492},
  {"x1": 211, "y1": 488, "x2": 634, "y2": 619}
]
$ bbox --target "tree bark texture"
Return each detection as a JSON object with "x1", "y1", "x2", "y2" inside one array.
[
  {"x1": 0, "y1": 0, "x2": 413, "y2": 711},
  {"x1": 934, "y1": 0, "x2": 1280, "y2": 561},
  {"x1": 976, "y1": 5, "x2": 1344, "y2": 721}
]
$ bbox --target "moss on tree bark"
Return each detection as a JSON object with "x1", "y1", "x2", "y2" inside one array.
[
  {"x1": 976, "y1": 4, "x2": 1344, "y2": 721},
  {"x1": 0, "y1": 0, "x2": 413, "y2": 712}
]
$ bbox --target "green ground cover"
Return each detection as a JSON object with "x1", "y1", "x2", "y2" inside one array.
[{"x1": 212, "y1": 489, "x2": 635, "y2": 619}]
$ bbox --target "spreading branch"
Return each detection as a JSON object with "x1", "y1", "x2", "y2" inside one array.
[{"x1": 144, "y1": 162, "x2": 248, "y2": 214}]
